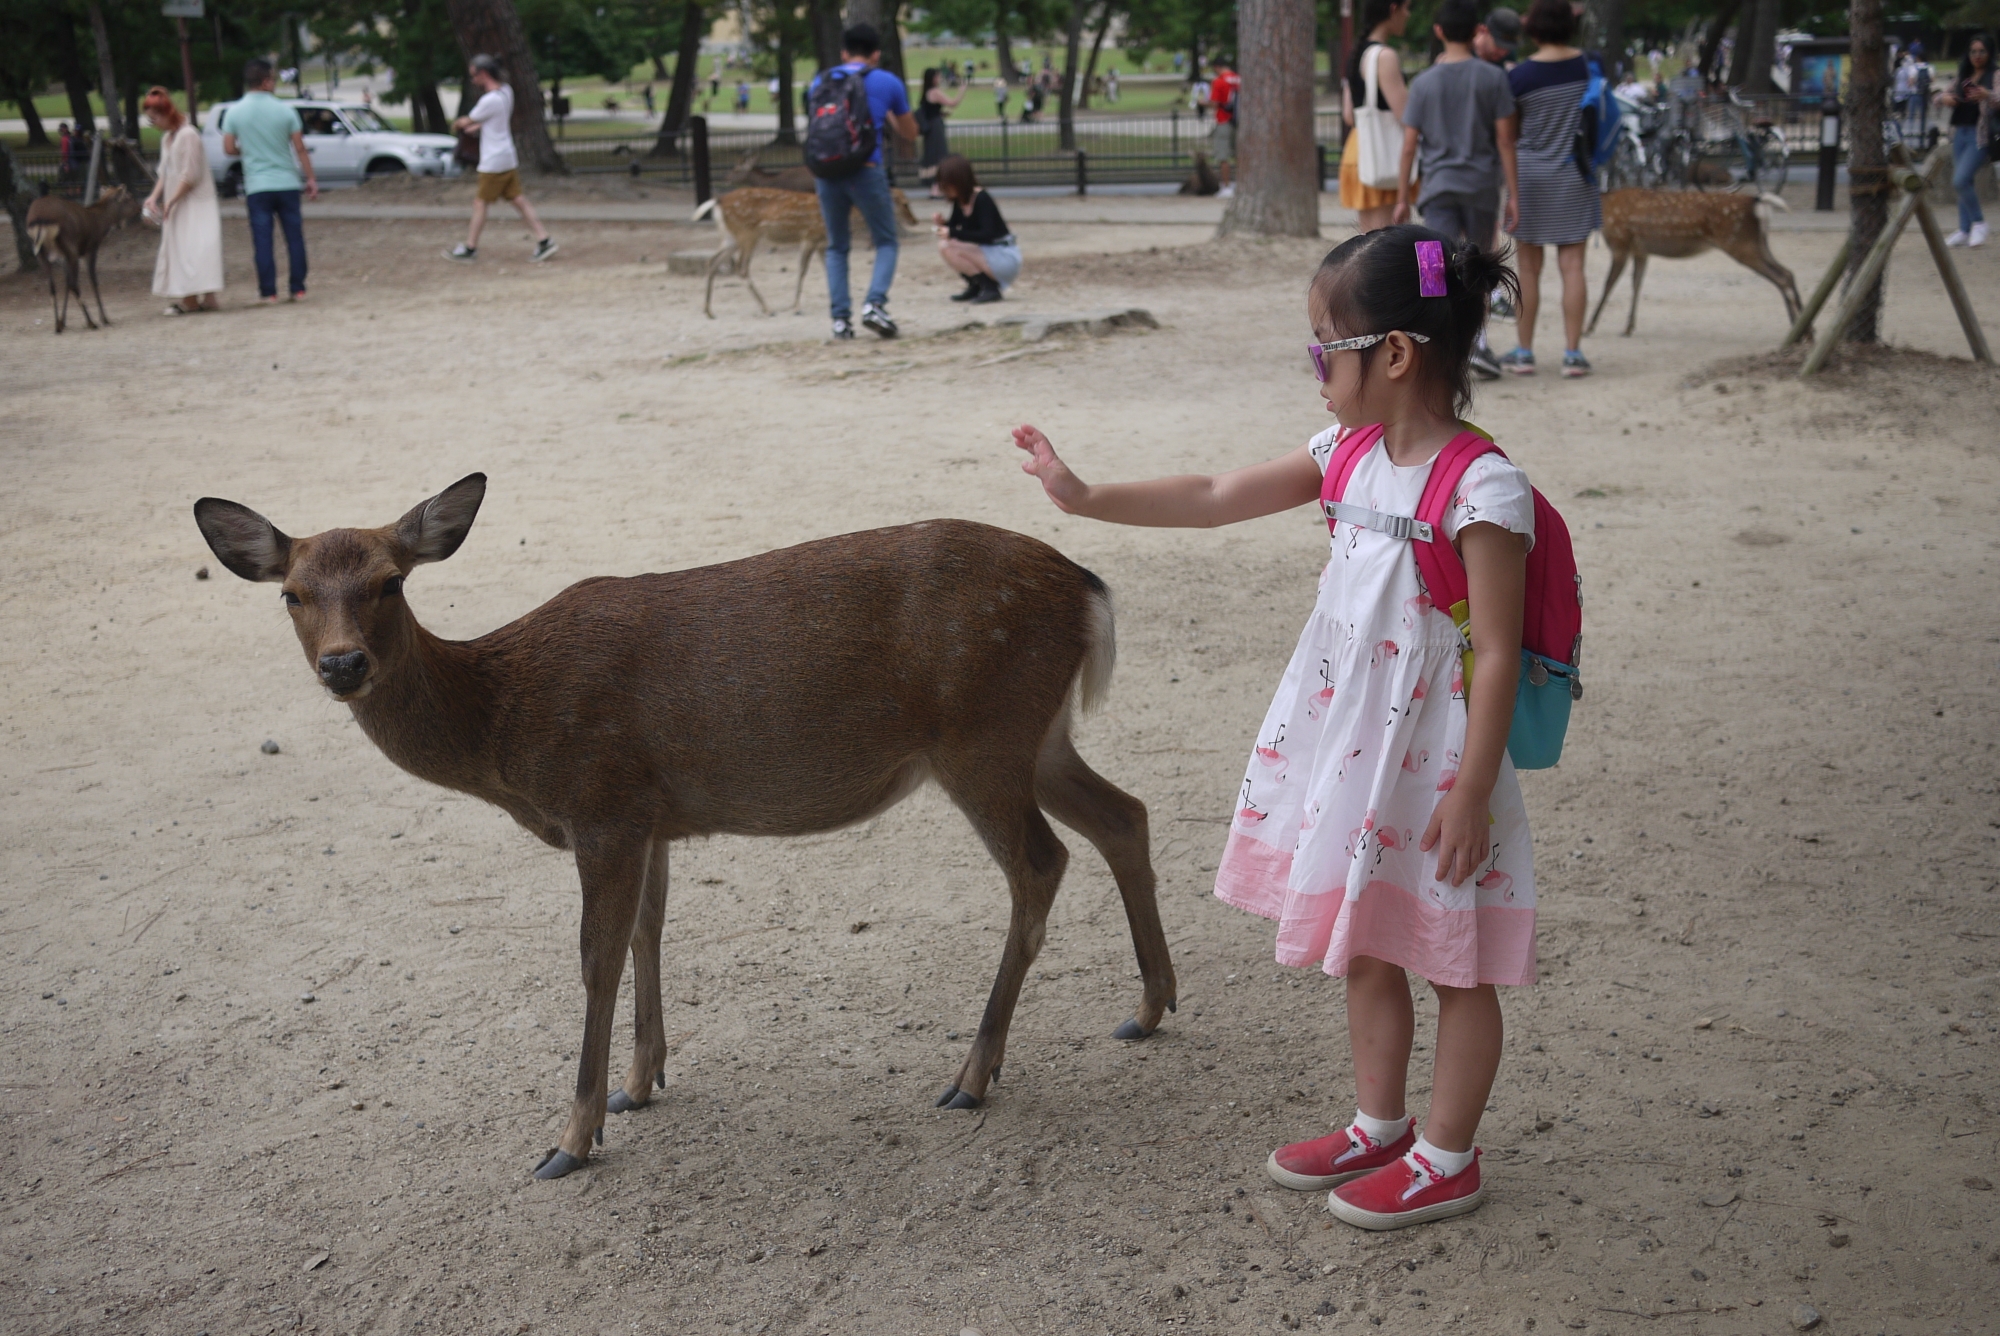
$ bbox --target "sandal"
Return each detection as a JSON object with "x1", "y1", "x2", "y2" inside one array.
[{"x1": 164, "y1": 304, "x2": 194, "y2": 316}]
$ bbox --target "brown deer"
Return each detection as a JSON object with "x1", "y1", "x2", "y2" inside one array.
[
  {"x1": 693, "y1": 186, "x2": 921, "y2": 317},
  {"x1": 723, "y1": 147, "x2": 817, "y2": 194},
  {"x1": 25, "y1": 186, "x2": 143, "y2": 334},
  {"x1": 192, "y1": 477, "x2": 1175, "y2": 1180},
  {"x1": 1587, "y1": 189, "x2": 1803, "y2": 337}
]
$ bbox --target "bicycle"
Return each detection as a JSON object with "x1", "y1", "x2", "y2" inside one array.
[{"x1": 1726, "y1": 88, "x2": 1788, "y2": 193}]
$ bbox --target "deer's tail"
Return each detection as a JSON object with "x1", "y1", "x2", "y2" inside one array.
[
  {"x1": 1756, "y1": 193, "x2": 1789, "y2": 218},
  {"x1": 691, "y1": 198, "x2": 718, "y2": 223},
  {"x1": 25, "y1": 222, "x2": 57, "y2": 256},
  {"x1": 1074, "y1": 569, "x2": 1116, "y2": 716}
]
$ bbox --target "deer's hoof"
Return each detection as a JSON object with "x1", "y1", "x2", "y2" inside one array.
[
  {"x1": 533, "y1": 1148, "x2": 587, "y2": 1180},
  {"x1": 655, "y1": 1068, "x2": 667, "y2": 1090},
  {"x1": 936, "y1": 1086, "x2": 982, "y2": 1111},
  {"x1": 607, "y1": 1088, "x2": 644, "y2": 1114},
  {"x1": 1112, "y1": 1017, "x2": 1156, "y2": 1041}
]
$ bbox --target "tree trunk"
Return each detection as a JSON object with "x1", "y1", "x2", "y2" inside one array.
[
  {"x1": 995, "y1": 7, "x2": 1022, "y2": 84},
  {"x1": 1078, "y1": 1, "x2": 1112, "y2": 110},
  {"x1": 8, "y1": 83, "x2": 51, "y2": 147},
  {"x1": 1220, "y1": 0, "x2": 1318, "y2": 236},
  {"x1": 1585, "y1": 0, "x2": 1626, "y2": 75},
  {"x1": 86, "y1": 2, "x2": 126, "y2": 141},
  {"x1": 444, "y1": 0, "x2": 567, "y2": 172},
  {"x1": 1, "y1": 140, "x2": 37, "y2": 273},
  {"x1": 649, "y1": 0, "x2": 704, "y2": 155},
  {"x1": 1843, "y1": 0, "x2": 1888, "y2": 344},
  {"x1": 877, "y1": 0, "x2": 906, "y2": 79},
  {"x1": 652, "y1": 52, "x2": 669, "y2": 80},
  {"x1": 1740, "y1": 0, "x2": 1779, "y2": 93},
  {"x1": 53, "y1": 11, "x2": 99, "y2": 137},
  {"x1": 413, "y1": 82, "x2": 450, "y2": 134},
  {"x1": 1697, "y1": 0, "x2": 1739, "y2": 82},
  {"x1": 776, "y1": 11, "x2": 798, "y2": 143},
  {"x1": 810, "y1": 0, "x2": 843, "y2": 69},
  {"x1": 1058, "y1": 0, "x2": 1086, "y2": 149}
]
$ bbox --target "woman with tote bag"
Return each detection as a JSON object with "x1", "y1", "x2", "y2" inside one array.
[{"x1": 1340, "y1": 0, "x2": 1412, "y2": 232}]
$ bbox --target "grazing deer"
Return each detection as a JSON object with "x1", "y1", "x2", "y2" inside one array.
[
  {"x1": 1587, "y1": 189, "x2": 1803, "y2": 337},
  {"x1": 25, "y1": 186, "x2": 142, "y2": 334},
  {"x1": 692, "y1": 185, "x2": 921, "y2": 317},
  {"x1": 193, "y1": 477, "x2": 1175, "y2": 1180},
  {"x1": 723, "y1": 147, "x2": 817, "y2": 194}
]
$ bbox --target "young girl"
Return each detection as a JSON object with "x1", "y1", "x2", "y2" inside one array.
[{"x1": 1015, "y1": 225, "x2": 1532, "y2": 1231}]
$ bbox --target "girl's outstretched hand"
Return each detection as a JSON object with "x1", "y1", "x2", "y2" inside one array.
[
  {"x1": 1014, "y1": 424, "x2": 1090, "y2": 513},
  {"x1": 1420, "y1": 786, "x2": 1492, "y2": 888}
]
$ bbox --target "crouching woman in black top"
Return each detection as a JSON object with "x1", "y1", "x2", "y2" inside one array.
[{"x1": 932, "y1": 154, "x2": 1022, "y2": 304}]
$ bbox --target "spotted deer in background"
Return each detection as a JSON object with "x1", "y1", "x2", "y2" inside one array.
[{"x1": 1587, "y1": 189, "x2": 1804, "y2": 337}]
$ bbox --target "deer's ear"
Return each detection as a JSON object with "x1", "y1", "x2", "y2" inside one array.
[
  {"x1": 395, "y1": 473, "x2": 486, "y2": 566},
  {"x1": 193, "y1": 498, "x2": 292, "y2": 583}
]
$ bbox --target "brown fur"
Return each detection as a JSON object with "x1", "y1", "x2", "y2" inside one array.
[
  {"x1": 24, "y1": 186, "x2": 142, "y2": 334},
  {"x1": 723, "y1": 147, "x2": 818, "y2": 194},
  {"x1": 692, "y1": 186, "x2": 922, "y2": 318},
  {"x1": 192, "y1": 477, "x2": 1175, "y2": 1179},
  {"x1": 1589, "y1": 188, "x2": 1804, "y2": 337}
]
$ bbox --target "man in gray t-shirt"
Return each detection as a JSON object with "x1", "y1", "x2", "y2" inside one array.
[{"x1": 1394, "y1": 0, "x2": 1518, "y2": 244}]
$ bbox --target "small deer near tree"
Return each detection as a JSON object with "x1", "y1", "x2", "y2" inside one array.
[
  {"x1": 1588, "y1": 189, "x2": 1803, "y2": 337},
  {"x1": 193, "y1": 477, "x2": 1175, "y2": 1180},
  {"x1": 25, "y1": 185, "x2": 142, "y2": 334}
]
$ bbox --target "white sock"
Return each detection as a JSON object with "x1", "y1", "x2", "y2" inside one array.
[
  {"x1": 1410, "y1": 1136, "x2": 1475, "y2": 1178},
  {"x1": 1351, "y1": 1109, "x2": 1411, "y2": 1149}
]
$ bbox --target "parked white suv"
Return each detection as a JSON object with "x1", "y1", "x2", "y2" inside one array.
[{"x1": 201, "y1": 100, "x2": 459, "y2": 193}]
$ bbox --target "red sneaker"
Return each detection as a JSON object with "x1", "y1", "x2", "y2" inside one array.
[
  {"x1": 1327, "y1": 1148, "x2": 1484, "y2": 1230},
  {"x1": 1265, "y1": 1119, "x2": 1416, "y2": 1191}
]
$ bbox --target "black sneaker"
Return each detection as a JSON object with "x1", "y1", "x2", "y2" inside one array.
[
  {"x1": 444, "y1": 243, "x2": 476, "y2": 262},
  {"x1": 530, "y1": 238, "x2": 559, "y2": 263},
  {"x1": 1489, "y1": 290, "x2": 1515, "y2": 321},
  {"x1": 831, "y1": 317, "x2": 856, "y2": 340},
  {"x1": 1468, "y1": 343, "x2": 1502, "y2": 381},
  {"x1": 969, "y1": 275, "x2": 1003, "y2": 304},
  {"x1": 859, "y1": 302, "x2": 899, "y2": 338},
  {"x1": 949, "y1": 276, "x2": 983, "y2": 303}
]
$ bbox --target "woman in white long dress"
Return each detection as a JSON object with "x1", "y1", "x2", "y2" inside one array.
[{"x1": 143, "y1": 87, "x2": 223, "y2": 314}]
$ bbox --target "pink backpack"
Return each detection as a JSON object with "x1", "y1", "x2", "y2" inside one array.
[{"x1": 1322, "y1": 423, "x2": 1582, "y2": 768}]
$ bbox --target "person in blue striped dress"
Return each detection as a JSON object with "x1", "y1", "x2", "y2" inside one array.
[{"x1": 1498, "y1": 0, "x2": 1600, "y2": 378}]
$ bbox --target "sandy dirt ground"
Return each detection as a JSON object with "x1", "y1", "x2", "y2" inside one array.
[{"x1": 3, "y1": 195, "x2": 1998, "y2": 1336}]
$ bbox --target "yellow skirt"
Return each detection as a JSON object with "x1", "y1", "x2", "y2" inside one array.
[{"x1": 1339, "y1": 136, "x2": 1402, "y2": 212}]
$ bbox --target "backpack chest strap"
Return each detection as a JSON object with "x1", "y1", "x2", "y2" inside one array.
[{"x1": 1322, "y1": 500, "x2": 1435, "y2": 543}]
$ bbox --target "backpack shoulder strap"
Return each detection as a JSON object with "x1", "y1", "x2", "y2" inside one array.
[
  {"x1": 1410, "y1": 428, "x2": 1504, "y2": 618},
  {"x1": 1319, "y1": 424, "x2": 1385, "y2": 526}
]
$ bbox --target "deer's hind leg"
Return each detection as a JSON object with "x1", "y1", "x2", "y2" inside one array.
[
  {"x1": 608, "y1": 834, "x2": 671, "y2": 1115},
  {"x1": 1586, "y1": 245, "x2": 1627, "y2": 336},
  {"x1": 703, "y1": 238, "x2": 737, "y2": 318},
  {"x1": 739, "y1": 239, "x2": 773, "y2": 315},
  {"x1": 67, "y1": 253, "x2": 98, "y2": 331},
  {"x1": 1035, "y1": 729, "x2": 1176, "y2": 1040},
  {"x1": 535, "y1": 827, "x2": 649, "y2": 1179},
  {"x1": 87, "y1": 247, "x2": 110, "y2": 327},
  {"x1": 790, "y1": 238, "x2": 819, "y2": 312},
  {"x1": 40, "y1": 253, "x2": 66, "y2": 333},
  {"x1": 931, "y1": 751, "x2": 1070, "y2": 1111},
  {"x1": 1623, "y1": 253, "x2": 1649, "y2": 336}
]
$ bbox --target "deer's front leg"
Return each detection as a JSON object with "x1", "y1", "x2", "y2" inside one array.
[
  {"x1": 609, "y1": 836, "x2": 670, "y2": 1114},
  {"x1": 535, "y1": 829, "x2": 648, "y2": 1180}
]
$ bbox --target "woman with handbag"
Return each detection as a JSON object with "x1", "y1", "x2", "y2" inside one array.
[
  {"x1": 1341, "y1": 0, "x2": 1413, "y2": 233},
  {"x1": 1936, "y1": 33, "x2": 1995, "y2": 247}
]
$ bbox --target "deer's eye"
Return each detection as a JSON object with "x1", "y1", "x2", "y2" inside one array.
[
  {"x1": 282, "y1": 590, "x2": 302, "y2": 608},
  {"x1": 380, "y1": 576, "x2": 404, "y2": 600}
]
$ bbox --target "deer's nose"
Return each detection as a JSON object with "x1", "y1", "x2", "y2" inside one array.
[{"x1": 317, "y1": 650, "x2": 371, "y2": 692}]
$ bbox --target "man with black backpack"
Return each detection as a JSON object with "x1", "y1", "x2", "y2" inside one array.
[{"x1": 803, "y1": 24, "x2": 918, "y2": 340}]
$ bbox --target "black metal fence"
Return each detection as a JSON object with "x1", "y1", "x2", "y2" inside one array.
[{"x1": 551, "y1": 110, "x2": 1351, "y2": 191}]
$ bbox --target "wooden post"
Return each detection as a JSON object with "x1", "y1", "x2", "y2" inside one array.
[
  {"x1": 1910, "y1": 193, "x2": 1992, "y2": 363},
  {"x1": 178, "y1": 17, "x2": 199, "y2": 125},
  {"x1": 1783, "y1": 233, "x2": 1849, "y2": 347},
  {"x1": 1800, "y1": 146, "x2": 1943, "y2": 376},
  {"x1": 691, "y1": 114, "x2": 711, "y2": 205}
]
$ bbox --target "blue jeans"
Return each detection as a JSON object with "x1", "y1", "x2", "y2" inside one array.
[
  {"x1": 814, "y1": 165, "x2": 899, "y2": 319},
  {"x1": 246, "y1": 189, "x2": 308, "y2": 298},
  {"x1": 1952, "y1": 125, "x2": 1986, "y2": 233}
]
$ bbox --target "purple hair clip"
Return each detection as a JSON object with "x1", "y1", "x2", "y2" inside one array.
[{"x1": 1415, "y1": 240, "x2": 1447, "y2": 298}]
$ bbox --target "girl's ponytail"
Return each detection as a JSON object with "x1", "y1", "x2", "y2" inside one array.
[{"x1": 1447, "y1": 238, "x2": 1521, "y2": 327}]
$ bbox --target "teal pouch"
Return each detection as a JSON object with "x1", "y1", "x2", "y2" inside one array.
[{"x1": 1506, "y1": 650, "x2": 1579, "y2": 770}]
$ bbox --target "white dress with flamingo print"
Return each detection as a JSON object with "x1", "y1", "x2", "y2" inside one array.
[{"x1": 1212, "y1": 424, "x2": 1539, "y2": 989}]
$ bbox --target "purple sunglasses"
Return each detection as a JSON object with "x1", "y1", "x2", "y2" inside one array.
[{"x1": 1306, "y1": 331, "x2": 1431, "y2": 382}]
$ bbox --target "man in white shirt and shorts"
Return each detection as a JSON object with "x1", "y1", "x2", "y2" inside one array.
[{"x1": 446, "y1": 54, "x2": 556, "y2": 263}]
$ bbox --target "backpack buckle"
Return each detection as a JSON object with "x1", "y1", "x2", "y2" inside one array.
[{"x1": 1323, "y1": 500, "x2": 1434, "y2": 543}]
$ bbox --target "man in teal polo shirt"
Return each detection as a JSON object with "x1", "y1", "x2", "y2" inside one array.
[{"x1": 221, "y1": 58, "x2": 319, "y2": 302}]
